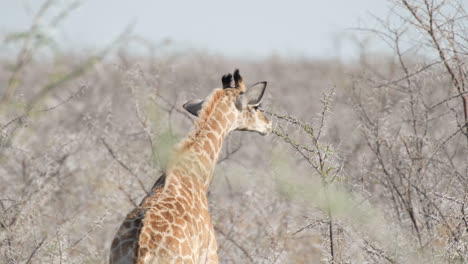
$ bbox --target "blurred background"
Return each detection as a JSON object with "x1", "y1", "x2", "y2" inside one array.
[
  {"x1": 1, "y1": 0, "x2": 467, "y2": 263},
  {"x1": 2, "y1": 0, "x2": 390, "y2": 59}
]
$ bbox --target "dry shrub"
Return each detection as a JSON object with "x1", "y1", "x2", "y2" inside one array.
[{"x1": 1, "y1": 1, "x2": 467, "y2": 263}]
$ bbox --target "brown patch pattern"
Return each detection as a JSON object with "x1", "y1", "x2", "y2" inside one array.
[{"x1": 109, "y1": 76, "x2": 270, "y2": 263}]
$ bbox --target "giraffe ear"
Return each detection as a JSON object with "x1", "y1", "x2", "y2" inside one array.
[
  {"x1": 241, "y1": 81, "x2": 267, "y2": 106},
  {"x1": 235, "y1": 82, "x2": 267, "y2": 110},
  {"x1": 183, "y1": 99, "x2": 204, "y2": 116}
]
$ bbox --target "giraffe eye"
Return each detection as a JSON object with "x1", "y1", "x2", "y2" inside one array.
[{"x1": 253, "y1": 103, "x2": 262, "y2": 110}]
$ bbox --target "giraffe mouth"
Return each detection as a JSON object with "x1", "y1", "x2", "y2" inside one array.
[
  {"x1": 258, "y1": 126, "x2": 272, "y2": 136},
  {"x1": 263, "y1": 124, "x2": 273, "y2": 135}
]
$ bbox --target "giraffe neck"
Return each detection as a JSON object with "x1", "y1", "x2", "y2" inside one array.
[{"x1": 167, "y1": 90, "x2": 237, "y2": 191}]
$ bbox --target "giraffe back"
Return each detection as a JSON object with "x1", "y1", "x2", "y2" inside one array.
[
  {"x1": 135, "y1": 168, "x2": 217, "y2": 263},
  {"x1": 109, "y1": 175, "x2": 166, "y2": 264}
]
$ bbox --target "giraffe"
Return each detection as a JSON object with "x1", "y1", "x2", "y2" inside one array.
[{"x1": 109, "y1": 69, "x2": 272, "y2": 264}]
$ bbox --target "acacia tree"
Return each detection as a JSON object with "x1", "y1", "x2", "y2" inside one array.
[{"x1": 352, "y1": 0, "x2": 467, "y2": 262}]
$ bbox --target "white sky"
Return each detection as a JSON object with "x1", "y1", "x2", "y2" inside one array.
[{"x1": 2, "y1": 0, "x2": 395, "y2": 59}]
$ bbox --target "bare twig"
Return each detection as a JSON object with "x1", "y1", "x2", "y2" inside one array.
[
  {"x1": 24, "y1": 236, "x2": 47, "y2": 264},
  {"x1": 101, "y1": 138, "x2": 149, "y2": 195},
  {"x1": 214, "y1": 225, "x2": 255, "y2": 263}
]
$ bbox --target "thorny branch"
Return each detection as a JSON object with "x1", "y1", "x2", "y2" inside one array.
[{"x1": 266, "y1": 88, "x2": 342, "y2": 263}]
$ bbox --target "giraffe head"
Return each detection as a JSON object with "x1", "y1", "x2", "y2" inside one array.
[{"x1": 183, "y1": 69, "x2": 272, "y2": 136}]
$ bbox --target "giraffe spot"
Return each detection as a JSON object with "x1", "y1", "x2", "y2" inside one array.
[
  {"x1": 181, "y1": 192, "x2": 191, "y2": 201},
  {"x1": 148, "y1": 213, "x2": 157, "y2": 221},
  {"x1": 123, "y1": 221, "x2": 131, "y2": 229},
  {"x1": 161, "y1": 211, "x2": 174, "y2": 222},
  {"x1": 209, "y1": 119, "x2": 221, "y2": 133},
  {"x1": 158, "y1": 247, "x2": 171, "y2": 258},
  {"x1": 111, "y1": 237, "x2": 120, "y2": 249},
  {"x1": 207, "y1": 133, "x2": 219, "y2": 149},
  {"x1": 151, "y1": 216, "x2": 169, "y2": 226},
  {"x1": 174, "y1": 259, "x2": 185, "y2": 264},
  {"x1": 161, "y1": 202, "x2": 174, "y2": 210},
  {"x1": 198, "y1": 154, "x2": 211, "y2": 170},
  {"x1": 180, "y1": 176, "x2": 193, "y2": 190},
  {"x1": 139, "y1": 233, "x2": 149, "y2": 245},
  {"x1": 121, "y1": 240, "x2": 133, "y2": 251},
  {"x1": 154, "y1": 233, "x2": 163, "y2": 242},
  {"x1": 148, "y1": 233, "x2": 161, "y2": 248},
  {"x1": 180, "y1": 240, "x2": 191, "y2": 255},
  {"x1": 172, "y1": 225, "x2": 184, "y2": 238},
  {"x1": 203, "y1": 141, "x2": 214, "y2": 160},
  {"x1": 217, "y1": 111, "x2": 228, "y2": 126},
  {"x1": 179, "y1": 186, "x2": 191, "y2": 201},
  {"x1": 155, "y1": 224, "x2": 169, "y2": 233},
  {"x1": 227, "y1": 112, "x2": 236, "y2": 122},
  {"x1": 174, "y1": 217, "x2": 186, "y2": 227},
  {"x1": 167, "y1": 184, "x2": 178, "y2": 195},
  {"x1": 183, "y1": 214, "x2": 192, "y2": 224},
  {"x1": 175, "y1": 201, "x2": 185, "y2": 215},
  {"x1": 121, "y1": 228, "x2": 136, "y2": 240},
  {"x1": 165, "y1": 235, "x2": 180, "y2": 253},
  {"x1": 139, "y1": 247, "x2": 148, "y2": 257}
]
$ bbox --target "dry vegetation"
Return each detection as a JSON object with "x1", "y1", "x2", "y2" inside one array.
[{"x1": 1, "y1": 0, "x2": 467, "y2": 263}]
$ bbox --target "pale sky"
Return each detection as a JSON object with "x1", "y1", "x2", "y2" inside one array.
[{"x1": 2, "y1": 0, "x2": 393, "y2": 59}]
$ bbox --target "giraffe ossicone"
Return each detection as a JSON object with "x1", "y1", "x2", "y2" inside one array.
[{"x1": 109, "y1": 69, "x2": 272, "y2": 264}]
